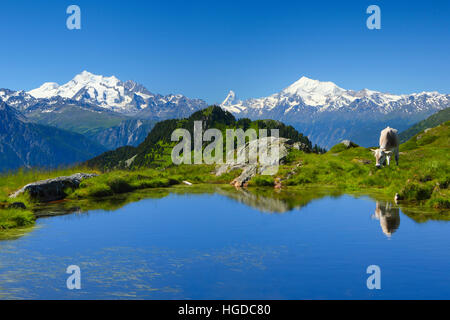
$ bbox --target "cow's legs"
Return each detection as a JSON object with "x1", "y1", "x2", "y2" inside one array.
[
  {"x1": 395, "y1": 148, "x2": 399, "y2": 165},
  {"x1": 386, "y1": 155, "x2": 391, "y2": 166}
]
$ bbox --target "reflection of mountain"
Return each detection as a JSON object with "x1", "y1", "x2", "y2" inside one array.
[{"x1": 373, "y1": 201, "x2": 400, "y2": 237}]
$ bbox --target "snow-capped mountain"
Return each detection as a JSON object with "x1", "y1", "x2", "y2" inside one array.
[
  {"x1": 1, "y1": 71, "x2": 208, "y2": 153},
  {"x1": 221, "y1": 76, "x2": 449, "y2": 147},
  {"x1": 27, "y1": 71, "x2": 207, "y2": 115},
  {"x1": 0, "y1": 88, "x2": 36, "y2": 111}
]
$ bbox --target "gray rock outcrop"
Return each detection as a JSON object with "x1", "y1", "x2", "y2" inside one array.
[
  {"x1": 340, "y1": 140, "x2": 359, "y2": 148},
  {"x1": 216, "y1": 137, "x2": 292, "y2": 187},
  {"x1": 10, "y1": 173, "x2": 98, "y2": 202}
]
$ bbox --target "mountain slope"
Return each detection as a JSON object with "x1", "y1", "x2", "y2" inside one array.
[
  {"x1": 85, "y1": 119, "x2": 156, "y2": 150},
  {"x1": 399, "y1": 107, "x2": 450, "y2": 143},
  {"x1": 221, "y1": 77, "x2": 449, "y2": 148},
  {"x1": 0, "y1": 102, "x2": 106, "y2": 171},
  {"x1": 86, "y1": 106, "x2": 315, "y2": 170}
]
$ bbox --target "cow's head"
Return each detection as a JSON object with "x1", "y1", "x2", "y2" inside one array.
[{"x1": 371, "y1": 149, "x2": 392, "y2": 168}]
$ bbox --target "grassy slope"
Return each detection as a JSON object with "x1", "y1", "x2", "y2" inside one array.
[
  {"x1": 277, "y1": 121, "x2": 449, "y2": 209},
  {"x1": 399, "y1": 107, "x2": 450, "y2": 143},
  {"x1": 27, "y1": 105, "x2": 125, "y2": 135}
]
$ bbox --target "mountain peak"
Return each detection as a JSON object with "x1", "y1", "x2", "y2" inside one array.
[
  {"x1": 222, "y1": 90, "x2": 240, "y2": 106},
  {"x1": 298, "y1": 76, "x2": 318, "y2": 83},
  {"x1": 72, "y1": 70, "x2": 120, "y2": 85},
  {"x1": 279, "y1": 76, "x2": 346, "y2": 106},
  {"x1": 284, "y1": 76, "x2": 342, "y2": 94},
  {"x1": 26, "y1": 71, "x2": 207, "y2": 115}
]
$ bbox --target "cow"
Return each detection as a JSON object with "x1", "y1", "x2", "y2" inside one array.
[{"x1": 371, "y1": 126, "x2": 399, "y2": 168}]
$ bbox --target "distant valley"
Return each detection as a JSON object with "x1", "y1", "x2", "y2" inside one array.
[{"x1": 0, "y1": 101, "x2": 105, "y2": 171}]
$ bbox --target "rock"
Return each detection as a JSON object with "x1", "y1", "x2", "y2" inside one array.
[
  {"x1": 283, "y1": 161, "x2": 303, "y2": 183},
  {"x1": 182, "y1": 181, "x2": 193, "y2": 186},
  {"x1": 340, "y1": 140, "x2": 359, "y2": 148},
  {"x1": 217, "y1": 136, "x2": 293, "y2": 187},
  {"x1": 10, "y1": 173, "x2": 98, "y2": 202},
  {"x1": 125, "y1": 155, "x2": 137, "y2": 168},
  {"x1": 292, "y1": 142, "x2": 310, "y2": 151},
  {"x1": 352, "y1": 158, "x2": 371, "y2": 165},
  {"x1": 274, "y1": 177, "x2": 282, "y2": 189},
  {"x1": 424, "y1": 128, "x2": 432, "y2": 133},
  {"x1": 8, "y1": 202, "x2": 26, "y2": 209},
  {"x1": 230, "y1": 165, "x2": 257, "y2": 188}
]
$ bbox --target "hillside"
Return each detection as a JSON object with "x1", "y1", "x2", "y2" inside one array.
[
  {"x1": 0, "y1": 102, "x2": 106, "y2": 171},
  {"x1": 86, "y1": 106, "x2": 318, "y2": 170},
  {"x1": 85, "y1": 119, "x2": 156, "y2": 150},
  {"x1": 399, "y1": 107, "x2": 450, "y2": 143}
]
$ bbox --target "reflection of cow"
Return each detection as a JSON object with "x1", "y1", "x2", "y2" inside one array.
[
  {"x1": 371, "y1": 127, "x2": 399, "y2": 168},
  {"x1": 374, "y1": 201, "x2": 400, "y2": 237}
]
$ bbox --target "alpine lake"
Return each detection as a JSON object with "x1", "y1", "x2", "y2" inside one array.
[{"x1": 0, "y1": 185, "x2": 449, "y2": 299}]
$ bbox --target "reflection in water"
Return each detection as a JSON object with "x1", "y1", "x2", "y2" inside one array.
[
  {"x1": 0, "y1": 189, "x2": 449, "y2": 299},
  {"x1": 373, "y1": 201, "x2": 400, "y2": 237},
  {"x1": 216, "y1": 186, "x2": 343, "y2": 213},
  {"x1": 1, "y1": 185, "x2": 448, "y2": 243}
]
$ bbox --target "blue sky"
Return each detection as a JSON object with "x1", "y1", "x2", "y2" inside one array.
[{"x1": 1, "y1": 0, "x2": 448, "y2": 103}]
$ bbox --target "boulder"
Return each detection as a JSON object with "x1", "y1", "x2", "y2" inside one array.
[
  {"x1": 217, "y1": 137, "x2": 292, "y2": 187},
  {"x1": 230, "y1": 165, "x2": 257, "y2": 188},
  {"x1": 340, "y1": 140, "x2": 359, "y2": 148},
  {"x1": 10, "y1": 173, "x2": 98, "y2": 202}
]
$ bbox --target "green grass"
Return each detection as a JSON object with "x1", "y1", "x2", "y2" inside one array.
[
  {"x1": 68, "y1": 164, "x2": 240, "y2": 199},
  {"x1": 0, "y1": 166, "x2": 100, "y2": 206},
  {"x1": 248, "y1": 175, "x2": 275, "y2": 187},
  {"x1": 0, "y1": 208, "x2": 35, "y2": 230},
  {"x1": 399, "y1": 107, "x2": 450, "y2": 143}
]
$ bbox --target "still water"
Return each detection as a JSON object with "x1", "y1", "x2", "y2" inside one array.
[{"x1": 0, "y1": 188, "x2": 449, "y2": 299}]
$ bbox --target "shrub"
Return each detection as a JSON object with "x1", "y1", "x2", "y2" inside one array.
[
  {"x1": 130, "y1": 178, "x2": 171, "y2": 189},
  {"x1": 328, "y1": 143, "x2": 348, "y2": 153},
  {"x1": 427, "y1": 198, "x2": 450, "y2": 209},
  {"x1": 250, "y1": 176, "x2": 275, "y2": 187},
  {"x1": 399, "y1": 181, "x2": 435, "y2": 201},
  {"x1": 107, "y1": 177, "x2": 134, "y2": 194},
  {"x1": 85, "y1": 183, "x2": 114, "y2": 198},
  {"x1": 0, "y1": 209, "x2": 35, "y2": 229}
]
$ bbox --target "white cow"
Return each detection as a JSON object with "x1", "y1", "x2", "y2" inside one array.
[{"x1": 371, "y1": 127, "x2": 399, "y2": 168}]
